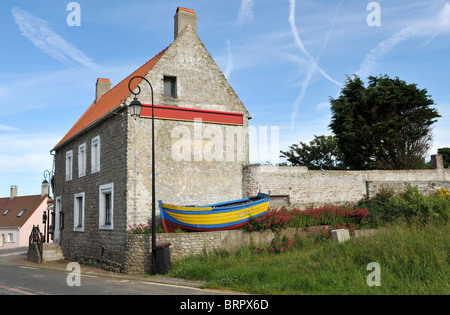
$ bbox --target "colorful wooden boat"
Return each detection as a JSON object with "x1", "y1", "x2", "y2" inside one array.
[{"x1": 159, "y1": 191, "x2": 269, "y2": 232}]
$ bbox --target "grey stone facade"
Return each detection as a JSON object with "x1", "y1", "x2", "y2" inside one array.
[{"x1": 52, "y1": 8, "x2": 250, "y2": 270}]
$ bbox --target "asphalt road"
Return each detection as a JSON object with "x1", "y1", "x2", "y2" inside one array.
[{"x1": 0, "y1": 247, "x2": 230, "y2": 296}]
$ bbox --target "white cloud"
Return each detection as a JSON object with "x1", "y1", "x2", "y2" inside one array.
[
  {"x1": 288, "y1": 0, "x2": 342, "y2": 129},
  {"x1": 11, "y1": 7, "x2": 97, "y2": 69},
  {"x1": 223, "y1": 40, "x2": 234, "y2": 80},
  {"x1": 356, "y1": 2, "x2": 450, "y2": 78},
  {"x1": 237, "y1": 0, "x2": 254, "y2": 25},
  {"x1": 0, "y1": 124, "x2": 16, "y2": 131},
  {"x1": 0, "y1": 133, "x2": 57, "y2": 174}
]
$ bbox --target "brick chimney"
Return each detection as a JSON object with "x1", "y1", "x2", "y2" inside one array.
[
  {"x1": 96, "y1": 78, "x2": 111, "y2": 101},
  {"x1": 10, "y1": 185, "x2": 18, "y2": 200},
  {"x1": 174, "y1": 7, "x2": 197, "y2": 40}
]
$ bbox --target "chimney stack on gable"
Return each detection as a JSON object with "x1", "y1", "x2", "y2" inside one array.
[
  {"x1": 174, "y1": 7, "x2": 197, "y2": 40},
  {"x1": 96, "y1": 78, "x2": 111, "y2": 101},
  {"x1": 10, "y1": 185, "x2": 18, "y2": 200}
]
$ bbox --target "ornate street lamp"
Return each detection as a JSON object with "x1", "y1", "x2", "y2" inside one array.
[{"x1": 127, "y1": 76, "x2": 157, "y2": 275}]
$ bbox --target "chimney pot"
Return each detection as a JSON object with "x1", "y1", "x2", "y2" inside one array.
[
  {"x1": 10, "y1": 185, "x2": 18, "y2": 200},
  {"x1": 174, "y1": 7, "x2": 197, "y2": 40},
  {"x1": 96, "y1": 78, "x2": 111, "y2": 101}
]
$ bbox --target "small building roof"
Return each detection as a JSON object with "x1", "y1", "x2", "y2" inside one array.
[{"x1": 0, "y1": 195, "x2": 47, "y2": 228}]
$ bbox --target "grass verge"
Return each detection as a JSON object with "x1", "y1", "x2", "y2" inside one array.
[{"x1": 168, "y1": 220, "x2": 449, "y2": 294}]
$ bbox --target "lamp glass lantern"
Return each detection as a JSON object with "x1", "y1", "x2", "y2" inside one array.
[{"x1": 129, "y1": 97, "x2": 143, "y2": 118}]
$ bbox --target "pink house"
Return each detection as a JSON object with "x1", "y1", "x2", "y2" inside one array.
[{"x1": 0, "y1": 185, "x2": 51, "y2": 249}]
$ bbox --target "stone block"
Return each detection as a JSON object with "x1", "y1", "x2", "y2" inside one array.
[{"x1": 332, "y1": 229, "x2": 350, "y2": 243}]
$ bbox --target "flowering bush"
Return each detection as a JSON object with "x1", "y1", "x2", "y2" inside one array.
[
  {"x1": 254, "y1": 235, "x2": 295, "y2": 254},
  {"x1": 436, "y1": 186, "x2": 450, "y2": 200},
  {"x1": 245, "y1": 209, "x2": 291, "y2": 232},
  {"x1": 128, "y1": 221, "x2": 164, "y2": 234},
  {"x1": 243, "y1": 205, "x2": 371, "y2": 232}
]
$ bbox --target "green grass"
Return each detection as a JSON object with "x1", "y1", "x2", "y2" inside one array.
[{"x1": 168, "y1": 220, "x2": 449, "y2": 294}]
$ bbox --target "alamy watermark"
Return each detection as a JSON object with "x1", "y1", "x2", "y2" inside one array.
[
  {"x1": 170, "y1": 119, "x2": 280, "y2": 165},
  {"x1": 367, "y1": 2, "x2": 381, "y2": 27},
  {"x1": 366, "y1": 262, "x2": 381, "y2": 287},
  {"x1": 66, "y1": 2, "x2": 81, "y2": 27},
  {"x1": 66, "y1": 262, "x2": 81, "y2": 287}
]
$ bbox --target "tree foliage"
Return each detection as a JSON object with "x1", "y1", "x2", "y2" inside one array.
[
  {"x1": 329, "y1": 74, "x2": 440, "y2": 170},
  {"x1": 280, "y1": 135, "x2": 346, "y2": 170}
]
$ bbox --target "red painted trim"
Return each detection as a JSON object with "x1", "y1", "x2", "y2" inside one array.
[{"x1": 140, "y1": 104, "x2": 244, "y2": 126}]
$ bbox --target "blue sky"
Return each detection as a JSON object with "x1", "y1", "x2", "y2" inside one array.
[{"x1": 1, "y1": 0, "x2": 449, "y2": 197}]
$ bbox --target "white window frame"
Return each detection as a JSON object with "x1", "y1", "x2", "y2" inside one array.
[
  {"x1": 99, "y1": 183, "x2": 114, "y2": 230},
  {"x1": 8, "y1": 233, "x2": 15, "y2": 243},
  {"x1": 74, "y1": 192, "x2": 85, "y2": 232},
  {"x1": 55, "y1": 196, "x2": 62, "y2": 243},
  {"x1": 66, "y1": 150, "x2": 73, "y2": 181},
  {"x1": 91, "y1": 136, "x2": 101, "y2": 174},
  {"x1": 78, "y1": 143, "x2": 87, "y2": 177}
]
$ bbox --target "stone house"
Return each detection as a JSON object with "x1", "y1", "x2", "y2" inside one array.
[
  {"x1": 0, "y1": 184, "x2": 50, "y2": 249},
  {"x1": 51, "y1": 7, "x2": 250, "y2": 269}
]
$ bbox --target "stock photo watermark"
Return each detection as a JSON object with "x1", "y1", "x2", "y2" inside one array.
[
  {"x1": 366, "y1": 262, "x2": 381, "y2": 287},
  {"x1": 66, "y1": 262, "x2": 81, "y2": 287},
  {"x1": 367, "y1": 2, "x2": 381, "y2": 27},
  {"x1": 67, "y1": 2, "x2": 81, "y2": 27},
  {"x1": 170, "y1": 119, "x2": 280, "y2": 165}
]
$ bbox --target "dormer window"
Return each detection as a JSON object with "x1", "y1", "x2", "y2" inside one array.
[{"x1": 164, "y1": 76, "x2": 177, "y2": 98}]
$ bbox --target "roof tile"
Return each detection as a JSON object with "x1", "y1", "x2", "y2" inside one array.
[{"x1": 53, "y1": 48, "x2": 168, "y2": 150}]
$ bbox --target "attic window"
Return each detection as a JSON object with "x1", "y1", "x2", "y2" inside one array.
[
  {"x1": 163, "y1": 76, "x2": 177, "y2": 98},
  {"x1": 17, "y1": 209, "x2": 26, "y2": 217},
  {"x1": 2, "y1": 209, "x2": 10, "y2": 216}
]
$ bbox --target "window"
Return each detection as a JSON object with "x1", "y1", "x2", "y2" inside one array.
[
  {"x1": 55, "y1": 196, "x2": 62, "y2": 241},
  {"x1": 78, "y1": 143, "x2": 87, "y2": 177},
  {"x1": 66, "y1": 150, "x2": 73, "y2": 181},
  {"x1": 163, "y1": 76, "x2": 177, "y2": 98},
  {"x1": 91, "y1": 136, "x2": 101, "y2": 173},
  {"x1": 99, "y1": 183, "x2": 114, "y2": 230},
  {"x1": 74, "y1": 192, "x2": 85, "y2": 232},
  {"x1": 17, "y1": 209, "x2": 26, "y2": 217},
  {"x1": 2, "y1": 209, "x2": 9, "y2": 216}
]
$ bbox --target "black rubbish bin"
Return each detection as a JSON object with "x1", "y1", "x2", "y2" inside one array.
[{"x1": 154, "y1": 243, "x2": 171, "y2": 274}]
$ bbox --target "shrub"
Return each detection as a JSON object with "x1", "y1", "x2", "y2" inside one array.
[
  {"x1": 243, "y1": 205, "x2": 372, "y2": 232},
  {"x1": 356, "y1": 185, "x2": 450, "y2": 225},
  {"x1": 128, "y1": 221, "x2": 164, "y2": 234},
  {"x1": 245, "y1": 209, "x2": 290, "y2": 232},
  {"x1": 254, "y1": 235, "x2": 296, "y2": 254}
]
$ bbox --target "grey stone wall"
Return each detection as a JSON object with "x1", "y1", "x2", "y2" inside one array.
[
  {"x1": 54, "y1": 112, "x2": 129, "y2": 267},
  {"x1": 244, "y1": 165, "x2": 450, "y2": 208},
  {"x1": 124, "y1": 226, "x2": 331, "y2": 274},
  {"x1": 125, "y1": 24, "x2": 250, "y2": 227}
]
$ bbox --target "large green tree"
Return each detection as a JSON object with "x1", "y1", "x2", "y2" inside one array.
[
  {"x1": 329, "y1": 75, "x2": 440, "y2": 170},
  {"x1": 280, "y1": 135, "x2": 346, "y2": 170}
]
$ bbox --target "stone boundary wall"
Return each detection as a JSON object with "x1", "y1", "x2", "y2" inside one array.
[
  {"x1": 123, "y1": 227, "x2": 382, "y2": 274},
  {"x1": 243, "y1": 165, "x2": 450, "y2": 208},
  {"x1": 124, "y1": 227, "x2": 325, "y2": 274}
]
